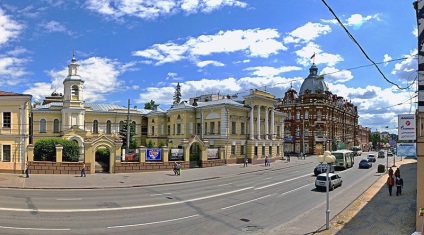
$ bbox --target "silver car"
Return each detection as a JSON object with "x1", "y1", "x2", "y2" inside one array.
[
  {"x1": 367, "y1": 154, "x2": 377, "y2": 162},
  {"x1": 315, "y1": 173, "x2": 342, "y2": 191}
]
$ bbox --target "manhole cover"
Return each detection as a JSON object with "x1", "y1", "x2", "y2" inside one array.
[{"x1": 243, "y1": 225, "x2": 263, "y2": 232}]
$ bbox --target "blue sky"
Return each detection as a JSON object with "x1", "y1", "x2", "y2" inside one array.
[{"x1": 0, "y1": 0, "x2": 417, "y2": 134}]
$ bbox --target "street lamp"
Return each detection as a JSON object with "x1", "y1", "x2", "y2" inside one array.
[{"x1": 317, "y1": 151, "x2": 336, "y2": 230}]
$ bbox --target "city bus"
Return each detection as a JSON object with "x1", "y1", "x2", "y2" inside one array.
[{"x1": 332, "y1": 150, "x2": 354, "y2": 169}]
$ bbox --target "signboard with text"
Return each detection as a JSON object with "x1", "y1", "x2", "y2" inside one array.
[
  {"x1": 207, "y1": 149, "x2": 219, "y2": 160},
  {"x1": 170, "y1": 149, "x2": 184, "y2": 161},
  {"x1": 398, "y1": 114, "x2": 416, "y2": 141},
  {"x1": 146, "y1": 148, "x2": 162, "y2": 161},
  {"x1": 396, "y1": 143, "x2": 416, "y2": 157}
]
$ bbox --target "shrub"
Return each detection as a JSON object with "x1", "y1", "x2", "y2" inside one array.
[{"x1": 34, "y1": 138, "x2": 79, "y2": 162}]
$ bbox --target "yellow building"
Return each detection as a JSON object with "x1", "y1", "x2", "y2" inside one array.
[{"x1": 0, "y1": 91, "x2": 32, "y2": 173}]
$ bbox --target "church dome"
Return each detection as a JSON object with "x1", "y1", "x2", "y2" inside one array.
[{"x1": 299, "y1": 63, "x2": 328, "y2": 96}]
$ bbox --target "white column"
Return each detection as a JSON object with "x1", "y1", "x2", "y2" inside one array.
[
  {"x1": 257, "y1": 105, "x2": 261, "y2": 140},
  {"x1": 250, "y1": 105, "x2": 254, "y2": 140},
  {"x1": 265, "y1": 107, "x2": 269, "y2": 140},
  {"x1": 271, "y1": 109, "x2": 275, "y2": 140}
]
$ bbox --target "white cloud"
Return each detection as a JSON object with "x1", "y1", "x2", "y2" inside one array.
[
  {"x1": 244, "y1": 66, "x2": 301, "y2": 77},
  {"x1": 197, "y1": 60, "x2": 224, "y2": 67},
  {"x1": 39, "y1": 20, "x2": 72, "y2": 35},
  {"x1": 25, "y1": 56, "x2": 136, "y2": 103},
  {"x1": 413, "y1": 25, "x2": 418, "y2": 37},
  {"x1": 133, "y1": 28, "x2": 286, "y2": 65},
  {"x1": 321, "y1": 67, "x2": 353, "y2": 83},
  {"x1": 85, "y1": 0, "x2": 247, "y2": 19},
  {"x1": 345, "y1": 13, "x2": 381, "y2": 29},
  {"x1": 283, "y1": 22, "x2": 331, "y2": 44},
  {"x1": 0, "y1": 55, "x2": 29, "y2": 86},
  {"x1": 391, "y1": 50, "x2": 417, "y2": 82},
  {"x1": 383, "y1": 54, "x2": 392, "y2": 66},
  {"x1": 294, "y1": 42, "x2": 343, "y2": 67},
  {"x1": 0, "y1": 9, "x2": 23, "y2": 45}
]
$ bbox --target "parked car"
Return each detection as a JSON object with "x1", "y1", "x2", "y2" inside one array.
[
  {"x1": 314, "y1": 163, "x2": 334, "y2": 176},
  {"x1": 358, "y1": 159, "x2": 372, "y2": 169},
  {"x1": 387, "y1": 151, "x2": 393, "y2": 157},
  {"x1": 315, "y1": 173, "x2": 342, "y2": 191},
  {"x1": 367, "y1": 154, "x2": 377, "y2": 162},
  {"x1": 378, "y1": 150, "x2": 385, "y2": 158}
]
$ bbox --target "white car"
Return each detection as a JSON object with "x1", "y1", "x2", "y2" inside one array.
[
  {"x1": 315, "y1": 173, "x2": 343, "y2": 191},
  {"x1": 367, "y1": 154, "x2": 377, "y2": 162}
]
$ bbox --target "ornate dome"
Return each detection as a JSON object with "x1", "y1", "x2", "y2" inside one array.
[{"x1": 299, "y1": 63, "x2": 329, "y2": 96}]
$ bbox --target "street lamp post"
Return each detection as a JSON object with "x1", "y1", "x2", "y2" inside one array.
[{"x1": 317, "y1": 151, "x2": 336, "y2": 230}]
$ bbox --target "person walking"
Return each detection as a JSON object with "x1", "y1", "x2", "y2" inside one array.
[
  {"x1": 265, "y1": 156, "x2": 270, "y2": 166},
  {"x1": 81, "y1": 162, "x2": 86, "y2": 177},
  {"x1": 395, "y1": 168, "x2": 400, "y2": 178},
  {"x1": 176, "y1": 162, "x2": 181, "y2": 176},
  {"x1": 387, "y1": 175, "x2": 394, "y2": 196},
  {"x1": 173, "y1": 162, "x2": 178, "y2": 175},
  {"x1": 388, "y1": 167, "x2": 393, "y2": 177},
  {"x1": 25, "y1": 162, "x2": 29, "y2": 178},
  {"x1": 396, "y1": 176, "x2": 404, "y2": 196},
  {"x1": 243, "y1": 157, "x2": 248, "y2": 167}
]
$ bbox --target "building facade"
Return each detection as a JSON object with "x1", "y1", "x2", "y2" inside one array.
[{"x1": 276, "y1": 64, "x2": 370, "y2": 155}]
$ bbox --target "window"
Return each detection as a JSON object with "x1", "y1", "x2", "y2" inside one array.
[
  {"x1": 241, "y1": 122, "x2": 245, "y2": 135},
  {"x1": 196, "y1": 123, "x2": 201, "y2": 135},
  {"x1": 167, "y1": 125, "x2": 171, "y2": 135},
  {"x1": 296, "y1": 111, "x2": 300, "y2": 120},
  {"x1": 240, "y1": 145, "x2": 245, "y2": 155},
  {"x1": 217, "y1": 121, "x2": 221, "y2": 134},
  {"x1": 262, "y1": 146, "x2": 265, "y2": 156},
  {"x1": 231, "y1": 145, "x2": 236, "y2": 155},
  {"x1": 296, "y1": 126, "x2": 300, "y2": 137},
  {"x1": 231, "y1": 121, "x2": 236, "y2": 134},
  {"x1": 305, "y1": 111, "x2": 309, "y2": 120},
  {"x1": 277, "y1": 126, "x2": 281, "y2": 137},
  {"x1": 254, "y1": 146, "x2": 258, "y2": 156},
  {"x1": 93, "y1": 120, "x2": 99, "y2": 134},
  {"x1": 151, "y1": 126, "x2": 155, "y2": 135},
  {"x1": 317, "y1": 111, "x2": 322, "y2": 121},
  {"x1": 71, "y1": 85, "x2": 79, "y2": 99},
  {"x1": 106, "y1": 120, "x2": 112, "y2": 134},
  {"x1": 305, "y1": 128, "x2": 309, "y2": 137},
  {"x1": 210, "y1": 122, "x2": 215, "y2": 134},
  {"x1": 269, "y1": 146, "x2": 272, "y2": 155},
  {"x1": 40, "y1": 119, "x2": 47, "y2": 133},
  {"x1": 277, "y1": 146, "x2": 280, "y2": 154},
  {"x1": 317, "y1": 128, "x2": 322, "y2": 137},
  {"x1": 53, "y1": 119, "x2": 60, "y2": 133},
  {"x1": 177, "y1": 124, "x2": 181, "y2": 134},
  {"x1": 204, "y1": 122, "x2": 208, "y2": 134},
  {"x1": 3, "y1": 112, "x2": 11, "y2": 128},
  {"x1": 119, "y1": 121, "x2": 124, "y2": 132},
  {"x1": 2, "y1": 145, "x2": 11, "y2": 162}
]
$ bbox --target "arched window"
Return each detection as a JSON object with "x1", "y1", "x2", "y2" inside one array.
[
  {"x1": 53, "y1": 119, "x2": 60, "y2": 133},
  {"x1": 93, "y1": 120, "x2": 99, "y2": 134},
  {"x1": 305, "y1": 111, "x2": 309, "y2": 120},
  {"x1": 71, "y1": 85, "x2": 79, "y2": 100},
  {"x1": 317, "y1": 111, "x2": 322, "y2": 121},
  {"x1": 106, "y1": 120, "x2": 112, "y2": 134},
  {"x1": 296, "y1": 111, "x2": 300, "y2": 120},
  {"x1": 40, "y1": 119, "x2": 47, "y2": 133}
]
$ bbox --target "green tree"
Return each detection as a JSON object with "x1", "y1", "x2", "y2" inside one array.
[
  {"x1": 173, "y1": 82, "x2": 182, "y2": 106},
  {"x1": 369, "y1": 132, "x2": 381, "y2": 150},
  {"x1": 34, "y1": 138, "x2": 79, "y2": 162},
  {"x1": 119, "y1": 121, "x2": 138, "y2": 150},
  {"x1": 144, "y1": 100, "x2": 159, "y2": 110}
]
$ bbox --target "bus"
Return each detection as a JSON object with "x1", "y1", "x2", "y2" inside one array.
[{"x1": 332, "y1": 150, "x2": 354, "y2": 169}]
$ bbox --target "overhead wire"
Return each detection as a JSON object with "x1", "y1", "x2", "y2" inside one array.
[{"x1": 321, "y1": 0, "x2": 413, "y2": 90}]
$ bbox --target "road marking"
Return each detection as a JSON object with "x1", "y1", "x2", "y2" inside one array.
[
  {"x1": 0, "y1": 187, "x2": 253, "y2": 213},
  {"x1": 255, "y1": 174, "x2": 310, "y2": 190},
  {"x1": 0, "y1": 225, "x2": 70, "y2": 231},
  {"x1": 218, "y1": 183, "x2": 231, "y2": 187},
  {"x1": 276, "y1": 185, "x2": 311, "y2": 198},
  {"x1": 108, "y1": 214, "x2": 199, "y2": 229},
  {"x1": 221, "y1": 194, "x2": 272, "y2": 210},
  {"x1": 150, "y1": 193, "x2": 173, "y2": 196},
  {"x1": 264, "y1": 177, "x2": 272, "y2": 180},
  {"x1": 56, "y1": 198, "x2": 82, "y2": 201}
]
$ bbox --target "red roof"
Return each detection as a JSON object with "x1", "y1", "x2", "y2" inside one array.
[{"x1": 0, "y1": 91, "x2": 31, "y2": 96}]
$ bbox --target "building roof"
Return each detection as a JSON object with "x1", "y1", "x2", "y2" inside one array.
[
  {"x1": 299, "y1": 64, "x2": 329, "y2": 96},
  {"x1": 0, "y1": 91, "x2": 31, "y2": 97},
  {"x1": 34, "y1": 102, "x2": 152, "y2": 114}
]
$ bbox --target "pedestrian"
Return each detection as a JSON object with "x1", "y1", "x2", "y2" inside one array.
[
  {"x1": 387, "y1": 175, "x2": 394, "y2": 196},
  {"x1": 25, "y1": 162, "x2": 29, "y2": 178},
  {"x1": 388, "y1": 167, "x2": 393, "y2": 177},
  {"x1": 287, "y1": 155, "x2": 290, "y2": 162},
  {"x1": 395, "y1": 168, "x2": 400, "y2": 178},
  {"x1": 265, "y1": 156, "x2": 270, "y2": 166},
  {"x1": 396, "y1": 176, "x2": 404, "y2": 196},
  {"x1": 243, "y1": 157, "x2": 248, "y2": 167},
  {"x1": 81, "y1": 162, "x2": 86, "y2": 177},
  {"x1": 173, "y1": 162, "x2": 178, "y2": 175},
  {"x1": 176, "y1": 162, "x2": 181, "y2": 175}
]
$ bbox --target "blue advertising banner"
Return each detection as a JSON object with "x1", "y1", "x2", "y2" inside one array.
[
  {"x1": 146, "y1": 148, "x2": 162, "y2": 161},
  {"x1": 396, "y1": 143, "x2": 416, "y2": 157}
]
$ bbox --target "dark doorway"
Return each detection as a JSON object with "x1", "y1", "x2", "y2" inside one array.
[
  {"x1": 189, "y1": 143, "x2": 201, "y2": 168},
  {"x1": 95, "y1": 147, "x2": 110, "y2": 173}
]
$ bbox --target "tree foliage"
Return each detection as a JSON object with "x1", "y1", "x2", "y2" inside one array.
[
  {"x1": 119, "y1": 121, "x2": 138, "y2": 150},
  {"x1": 34, "y1": 138, "x2": 79, "y2": 162},
  {"x1": 173, "y1": 82, "x2": 182, "y2": 106},
  {"x1": 144, "y1": 100, "x2": 159, "y2": 110}
]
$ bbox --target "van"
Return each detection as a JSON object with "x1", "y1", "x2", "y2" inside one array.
[{"x1": 378, "y1": 150, "x2": 385, "y2": 158}]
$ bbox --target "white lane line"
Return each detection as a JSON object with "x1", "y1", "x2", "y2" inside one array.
[
  {"x1": 218, "y1": 183, "x2": 231, "y2": 187},
  {"x1": 150, "y1": 193, "x2": 173, "y2": 196},
  {"x1": 108, "y1": 214, "x2": 199, "y2": 229},
  {"x1": 221, "y1": 194, "x2": 272, "y2": 210},
  {"x1": 0, "y1": 225, "x2": 70, "y2": 231},
  {"x1": 264, "y1": 177, "x2": 272, "y2": 180},
  {"x1": 276, "y1": 185, "x2": 311, "y2": 198},
  {"x1": 0, "y1": 187, "x2": 253, "y2": 213},
  {"x1": 56, "y1": 198, "x2": 82, "y2": 201},
  {"x1": 163, "y1": 193, "x2": 172, "y2": 195},
  {"x1": 255, "y1": 174, "x2": 310, "y2": 190}
]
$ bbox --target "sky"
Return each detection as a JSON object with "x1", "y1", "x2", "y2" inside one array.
[{"x1": 0, "y1": 0, "x2": 418, "y2": 134}]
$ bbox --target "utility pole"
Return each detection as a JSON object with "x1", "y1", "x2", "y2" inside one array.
[{"x1": 126, "y1": 99, "x2": 130, "y2": 153}]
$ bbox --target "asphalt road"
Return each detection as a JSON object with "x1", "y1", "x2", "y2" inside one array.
[{"x1": 0, "y1": 152, "x2": 388, "y2": 235}]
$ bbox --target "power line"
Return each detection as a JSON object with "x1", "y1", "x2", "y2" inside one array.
[{"x1": 321, "y1": 0, "x2": 413, "y2": 90}]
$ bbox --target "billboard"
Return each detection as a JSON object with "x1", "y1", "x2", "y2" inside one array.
[
  {"x1": 398, "y1": 114, "x2": 416, "y2": 141},
  {"x1": 146, "y1": 148, "x2": 162, "y2": 161},
  {"x1": 396, "y1": 143, "x2": 416, "y2": 157},
  {"x1": 170, "y1": 149, "x2": 184, "y2": 161},
  {"x1": 207, "y1": 148, "x2": 219, "y2": 160}
]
